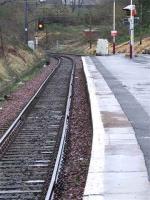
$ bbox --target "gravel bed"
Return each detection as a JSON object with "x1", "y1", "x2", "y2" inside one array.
[
  {"x1": 0, "y1": 57, "x2": 57, "y2": 138},
  {"x1": 54, "y1": 57, "x2": 92, "y2": 200}
]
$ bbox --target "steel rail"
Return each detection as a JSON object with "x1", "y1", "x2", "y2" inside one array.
[
  {"x1": 45, "y1": 56, "x2": 75, "y2": 200},
  {"x1": 0, "y1": 57, "x2": 61, "y2": 156}
]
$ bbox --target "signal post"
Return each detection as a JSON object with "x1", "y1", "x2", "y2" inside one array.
[
  {"x1": 130, "y1": 0, "x2": 135, "y2": 59},
  {"x1": 123, "y1": 1, "x2": 137, "y2": 58}
]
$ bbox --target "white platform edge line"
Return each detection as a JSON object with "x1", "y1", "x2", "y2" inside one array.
[{"x1": 82, "y1": 56, "x2": 105, "y2": 199}]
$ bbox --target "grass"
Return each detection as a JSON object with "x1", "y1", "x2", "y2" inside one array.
[
  {"x1": 22, "y1": 60, "x2": 45, "y2": 82},
  {"x1": 42, "y1": 24, "x2": 103, "y2": 54},
  {"x1": 37, "y1": 22, "x2": 150, "y2": 55},
  {"x1": 0, "y1": 59, "x2": 45, "y2": 99}
]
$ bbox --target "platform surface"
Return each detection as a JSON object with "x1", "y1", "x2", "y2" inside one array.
[{"x1": 82, "y1": 55, "x2": 150, "y2": 200}]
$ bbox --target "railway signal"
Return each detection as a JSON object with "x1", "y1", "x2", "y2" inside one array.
[
  {"x1": 38, "y1": 20, "x2": 44, "y2": 31},
  {"x1": 123, "y1": 2, "x2": 137, "y2": 59},
  {"x1": 123, "y1": 17, "x2": 139, "y2": 26}
]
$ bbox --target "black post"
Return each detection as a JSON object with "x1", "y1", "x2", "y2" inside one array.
[
  {"x1": 89, "y1": 10, "x2": 92, "y2": 49},
  {"x1": 45, "y1": 24, "x2": 48, "y2": 50},
  {"x1": 139, "y1": 1, "x2": 143, "y2": 45},
  {"x1": 0, "y1": 26, "x2": 5, "y2": 58},
  {"x1": 24, "y1": 0, "x2": 28, "y2": 44}
]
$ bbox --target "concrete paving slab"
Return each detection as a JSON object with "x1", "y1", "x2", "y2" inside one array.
[
  {"x1": 105, "y1": 127, "x2": 135, "y2": 135},
  {"x1": 84, "y1": 171, "x2": 150, "y2": 194},
  {"x1": 109, "y1": 133, "x2": 136, "y2": 140},
  {"x1": 105, "y1": 144, "x2": 141, "y2": 155},
  {"x1": 88, "y1": 155, "x2": 146, "y2": 173}
]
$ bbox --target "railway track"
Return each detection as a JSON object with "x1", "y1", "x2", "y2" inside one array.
[
  {"x1": 0, "y1": 56, "x2": 74, "y2": 200},
  {"x1": 0, "y1": 57, "x2": 59, "y2": 140}
]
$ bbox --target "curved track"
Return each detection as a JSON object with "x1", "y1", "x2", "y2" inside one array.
[{"x1": 0, "y1": 56, "x2": 74, "y2": 200}]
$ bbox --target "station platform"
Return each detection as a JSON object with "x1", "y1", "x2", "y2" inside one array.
[{"x1": 82, "y1": 56, "x2": 150, "y2": 200}]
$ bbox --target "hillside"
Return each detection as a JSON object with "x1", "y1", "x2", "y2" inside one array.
[
  {"x1": 116, "y1": 37, "x2": 150, "y2": 54},
  {"x1": 0, "y1": 1, "x2": 44, "y2": 93}
]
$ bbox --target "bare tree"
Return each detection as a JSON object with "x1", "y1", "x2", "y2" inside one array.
[
  {"x1": 78, "y1": 0, "x2": 83, "y2": 8},
  {"x1": 71, "y1": 0, "x2": 76, "y2": 12}
]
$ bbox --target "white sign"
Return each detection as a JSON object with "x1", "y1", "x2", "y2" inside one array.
[
  {"x1": 28, "y1": 40, "x2": 35, "y2": 50},
  {"x1": 111, "y1": 30, "x2": 117, "y2": 37},
  {"x1": 96, "y1": 39, "x2": 109, "y2": 56}
]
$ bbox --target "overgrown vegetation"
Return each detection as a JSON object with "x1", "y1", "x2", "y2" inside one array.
[
  {"x1": 0, "y1": 0, "x2": 149, "y2": 85},
  {"x1": 0, "y1": 1, "x2": 44, "y2": 91}
]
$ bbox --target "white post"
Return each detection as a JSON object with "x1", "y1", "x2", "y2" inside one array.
[
  {"x1": 113, "y1": 0, "x2": 116, "y2": 54},
  {"x1": 56, "y1": 40, "x2": 59, "y2": 50},
  {"x1": 35, "y1": 36, "x2": 38, "y2": 49},
  {"x1": 130, "y1": 0, "x2": 134, "y2": 58}
]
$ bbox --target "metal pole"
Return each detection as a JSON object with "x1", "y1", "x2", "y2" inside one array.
[
  {"x1": 139, "y1": 2, "x2": 143, "y2": 45},
  {"x1": 0, "y1": 26, "x2": 5, "y2": 58},
  {"x1": 89, "y1": 12, "x2": 92, "y2": 49},
  {"x1": 89, "y1": 9, "x2": 92, "y2": 49},
  {"x1": 24, "y1": 0, "x2": 28, "y2": 44},
  {"x1": 113, "y1": 0, "x2": 116, "y2": 54},
  {"x1": 45, "y1": 24, "x2": 48, "y2": 50},
  {"x1": 130, "y1": 0, "x2": 134, "y2": 58}
]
